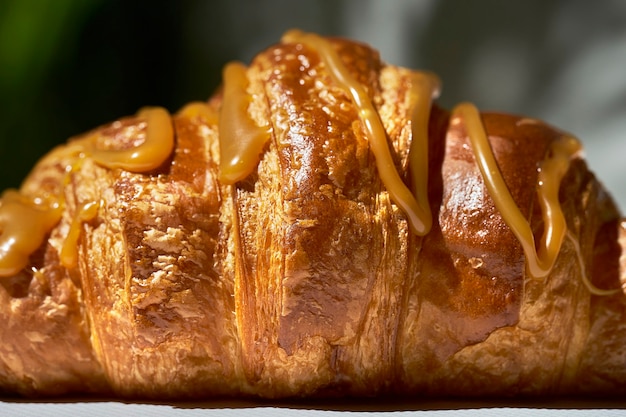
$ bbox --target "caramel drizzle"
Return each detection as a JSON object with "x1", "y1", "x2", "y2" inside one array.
[
  {"x1": 60, "y1": 200, "x2": 100, "y2": 269},
  {"x1": 454, "y1": 102, "x2": 578, "y2": 279},
  {"x1": 86, "y1": 107, "x2": 174, "y2": 172},
  {"x1": 408, "y1": 72, "x2": 441, "y2": 235},
  {"x1": 0, "y1": 107, "x2": 175, "y2": 277},
  {"x1": 0, "y1": 190, "x2": 63, "y2": 276},
  {"x1": 282, "y1": 29, "x2": 437, "y2": 235},
  {"x1": 218, "y1": 61, "x2": 271, "y2": 184}
]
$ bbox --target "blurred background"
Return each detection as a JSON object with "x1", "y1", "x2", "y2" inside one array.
[{"x1": 0, "y1": 0, "x2": 625, "y2": 207}]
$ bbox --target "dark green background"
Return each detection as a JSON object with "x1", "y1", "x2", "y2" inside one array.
[{"x1": 0, "y1": 0, "x2": 229, "y2": 190}]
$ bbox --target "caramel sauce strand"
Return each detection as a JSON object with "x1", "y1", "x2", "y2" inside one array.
[
  {"x1": 536, "y1": 135, "x2": 581, "y2": 272},
  {"x1": 282, "y1": 29, "x2": 432, "y2": 235},
  {"x1": 456, "y1": 102, "x2": 575, "y2": 279},
  {"x1": 90, "y1": 106, "x2": 175, "y2": 172},
  {"x1": 60, "y1": 200, "x2": 100, "y2": 269},
  {"x1": 218, "y1": 61, "x2": 271, "y2": 184},
  {"x1": 457, "y1": 102, "x2": 546, "y2": 277},
  {"x1": 0, "y1": 190, "x2": 63, "y2": 276},
  {"x1": 408, "y1": 73, "x2": 441, "y2": 235}
]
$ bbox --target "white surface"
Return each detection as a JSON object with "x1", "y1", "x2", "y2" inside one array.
[{"x1": 1, "y1": 399, "x2": 626, "y2": 416}]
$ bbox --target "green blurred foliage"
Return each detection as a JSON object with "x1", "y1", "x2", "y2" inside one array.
[{"x1": 0, "y1": 0, "x2": 98, "y2": 190}]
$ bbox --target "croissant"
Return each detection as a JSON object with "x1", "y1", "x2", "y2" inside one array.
[{"x1": 1, "y1": 30, "x2": 625, "y2": 400}]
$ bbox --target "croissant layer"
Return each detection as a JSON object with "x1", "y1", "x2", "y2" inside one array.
[{"x1": 1, "y1": 34, "x2": 625, "y2": 399}]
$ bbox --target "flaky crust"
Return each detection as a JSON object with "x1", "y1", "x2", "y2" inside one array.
[{"x1": 1, "y1": 35, "x2": 625, "y2": 399}]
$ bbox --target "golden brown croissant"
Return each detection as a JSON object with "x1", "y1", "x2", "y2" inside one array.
[{"x1": 1, "y1": 30, "x2": 625, "y2": 399}]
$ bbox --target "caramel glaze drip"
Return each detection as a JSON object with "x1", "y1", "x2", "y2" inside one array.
[
  {"x1": 454, "y1": 102, "x2": 578, "y2": 279},
  {"x1": 408, "y1": 72, "x2": 441, "y2": 235},
  {"x1": 0, "y1": 106, "x2": 174, "y2": 277},
  {"x1": 218, "y1": 61, "x2": 272, "y2": 184},
  {"x1": 458, "y1": 102, "x2": 618, "y2": 293},
  {"x1": 87, "y1": 106, "x2": 174, "y2": 172},
  {"x1": 282, "y1": 29, "x2": 437, "y2": 235},
  {"x1": 0, "y1": 190, "x2": 63, "y2": 276},
  {"x1": 60, "y1": 201, "x2": 100, "y2": 269}
]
